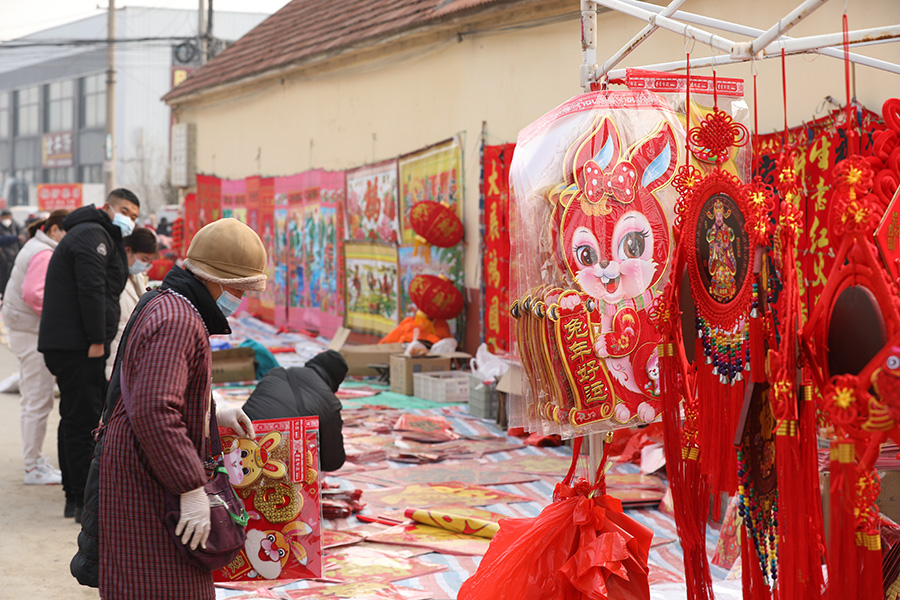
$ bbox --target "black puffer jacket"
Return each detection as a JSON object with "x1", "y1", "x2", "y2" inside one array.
[
  {"x1": 38, "y1": 206, "x2": 128, "y2": 353},
  {"x1": 242, "y1": 364, "x2": 346, "y2": 472}
]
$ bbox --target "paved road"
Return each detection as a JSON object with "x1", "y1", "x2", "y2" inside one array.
[{"x1": 0, "y1": 339, "x2": 100, "y2": 599}]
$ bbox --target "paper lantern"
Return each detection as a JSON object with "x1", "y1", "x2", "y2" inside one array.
[
  {"x1": 409, "y1": 274, "x2": 464, "y2": 319},
  {"x1": 410, "y1": 201, "x2": 463, "y2": 247}
]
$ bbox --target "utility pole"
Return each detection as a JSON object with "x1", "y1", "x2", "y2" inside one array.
[
  {"x1": 197, "y1": 0, "x2": 207, "y2": 66},
  {"x1": 104, "y1": 0, "x2": 116, "y2": 195}
]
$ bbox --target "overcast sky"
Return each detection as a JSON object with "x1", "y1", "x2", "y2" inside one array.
[{"x1": 0, "y1": 1, "x2": 292, "y2": 41}]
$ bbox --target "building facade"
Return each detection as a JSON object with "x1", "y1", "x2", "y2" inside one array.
[{"x1": 0, "y1": 7, "x2": 269, "y2": 211}]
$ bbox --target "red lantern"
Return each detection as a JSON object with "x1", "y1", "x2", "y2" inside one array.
[
  {"x1": 409, "y1": 274, "x2": 464, "y2": 319},
  {"x1": 410, "y1": 201, "x2": 464, "y2": 247}
]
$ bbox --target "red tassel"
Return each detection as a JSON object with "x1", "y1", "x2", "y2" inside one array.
[
  {"x1": 658, "y1": 340, "x2": 714, "y2": 600},
  {"x1": 827, "y1": 440, "x2": 859, "y2": 600},
  {"x1": 749, "y1": 315, "x2": 766, "y2": 383},
  {"x1": 741, "y1": 523, "x2": 772, "y2": 600}
]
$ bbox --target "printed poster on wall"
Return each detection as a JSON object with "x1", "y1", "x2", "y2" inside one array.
[
  {"x1": 183, "y1": 192, "x2": 199, "y2": 251},
  {"x1": 287, "y1": 173, "x2": 309, "y2": 331},
  {"x1": 398, "y1": 139, "x2": 463, "y2": 244},
  {"x1": 222, "y1": 178, "x2": 244, "y2": 220},
  {"x1": 482, "y1": 144, "x2": 514, "y2": 354},
  {"x1": 196, "y1": 174, "x2": 222, "y2": 227},
  {"x1": 344, "y1": 242, "x2": 399, "y2": 335},
  {"x1": 397, "y1": 244, "x2": 463, "y2": 321},
  {"x1": 243, "y1": 177, "x2": 262, "y2": 315},
  {"x1": 273, "y1": 176, "x2": 297, "y2": 328},
  {"x1": 289, "y1": 170, "x2": 345, "y2": 337},
  {"x1": 345, "y1": 160, "x2": 400, "y2": 243},
  {"x1": 258, "y1": 177, "x2": 276, "y2": 324}
]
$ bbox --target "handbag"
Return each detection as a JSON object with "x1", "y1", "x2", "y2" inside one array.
[{"x1": 119, "y1": 368, "x2": 249, "y2": 571}]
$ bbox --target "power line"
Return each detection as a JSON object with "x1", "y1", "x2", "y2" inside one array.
[{"x1": 0, "y1": 36, "x2": 200, "y2": 49}]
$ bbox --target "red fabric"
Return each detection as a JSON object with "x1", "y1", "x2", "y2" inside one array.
[
  {"x1": 100, "y1": 292, "x2": 216, "y2": 600},
  {"x1": 482, "y1": 144, "x2": 513, "y2": 354},
  {"x1": 147, "y1": 256, "x2": 175, "y2": 282}
]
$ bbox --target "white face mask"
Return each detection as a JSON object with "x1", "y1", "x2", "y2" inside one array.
[
  {"x1": 129, "y1": 259, "x2": 148, "y2": 275},
  {"x1": 1, "y1": 219, "x2": 12, "y2": 228}
]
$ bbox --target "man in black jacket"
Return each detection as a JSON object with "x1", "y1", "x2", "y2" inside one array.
[
  {"x1": 38, "y1": 188, "x2": 139, "y2": 521},
  {"x1": 242, "y1": 349, "x2": 347, "y2": 472}
]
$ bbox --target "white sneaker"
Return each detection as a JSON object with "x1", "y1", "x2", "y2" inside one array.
[
  {"x1": 25, "y1": 460, "x2": 62, "y2": 485},
  {"x1": 37, "y1": 456, "x2": 62, "y2": 477}
]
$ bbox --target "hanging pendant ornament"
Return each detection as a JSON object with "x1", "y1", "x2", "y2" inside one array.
[{"x1": 674, "y1": 66, "x2": 760, "y2": 507}]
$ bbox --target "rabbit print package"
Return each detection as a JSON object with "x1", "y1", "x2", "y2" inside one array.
[
  {"x1": 509, "y1": 90, "x2": 684, "y2": 438},
  {"x1": 215, "y1": 417, "x2": 323, "y2": 582}
]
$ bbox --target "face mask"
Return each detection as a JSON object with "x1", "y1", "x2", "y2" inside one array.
[
  {"x1": 112, "y1": 212, "x2": 134, "y2": 236},
  {"x1": 1, "y1": 219, "x2": 11, "y2": 228},
  {"x1": 129, "y1": 259, "x2": 148, "y2": 275},
  {"x1": 216, "y1": 286, "x2": 241, "y2": 318}
]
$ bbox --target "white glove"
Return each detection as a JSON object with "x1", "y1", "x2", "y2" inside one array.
[
  {"x1": 175, "y1": 486, "x2": 211, "y2": 550},
  {"x1": 217, "y1": 406, "x2": 255, "y2": 439}
]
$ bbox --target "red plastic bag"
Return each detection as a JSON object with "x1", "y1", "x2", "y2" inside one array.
[{"x1": 458, "y1": 440, "x2": 652, "y2": 600}]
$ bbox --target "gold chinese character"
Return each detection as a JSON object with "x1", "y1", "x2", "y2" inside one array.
[
  {"x1": 576, "y1": 360, "x2": 599, "y2": 383},
  {"x1": 583, "y1": 380, "x2": 608, "y2": 404},
  {"x1": 568, "y1": 339, "x2": 592, "y2": 360},
  {"x1": 563, "y1": 318, "x2": 588, "y2": 341}
]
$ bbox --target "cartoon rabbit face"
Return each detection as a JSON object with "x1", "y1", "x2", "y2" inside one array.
[
  {"x1": 222, "y1": 431, "x2": 287, "y2": 488},
  {"x1": 556, "y1": 116, "x2": 677, "y2": 305}
]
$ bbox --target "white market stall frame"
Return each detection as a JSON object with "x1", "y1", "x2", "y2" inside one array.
[{"x1": 580, "y1": 0, "x2": 900, "y2": 92}]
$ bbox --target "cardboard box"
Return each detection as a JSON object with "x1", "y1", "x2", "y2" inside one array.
[
  {"x1": 328, "y1": 326, "x2": 404, "y2": 376},
  {"x1": 211, "y1": 347, "x2": 256, "y2": 383},
  {"x1": 389, "y1": 354, "x2": 452, "y2": 395}
]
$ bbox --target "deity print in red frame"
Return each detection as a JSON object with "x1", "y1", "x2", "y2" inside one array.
[{"x1": 214, "y1": 417, "x2": 323, "y2": 583}]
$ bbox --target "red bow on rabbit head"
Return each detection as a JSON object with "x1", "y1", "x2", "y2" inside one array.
[{"x1": 557, "y1": 116, "x2": 677, "y2": 306}]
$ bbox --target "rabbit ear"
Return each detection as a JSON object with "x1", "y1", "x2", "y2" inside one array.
[
  {"x1": 563, "y1": 115, "x2": 621, "y2": 187},
  {"x1": 262, "y1": 459, "x2": 287, "y2": 478},
  {"x1": 629, "y1": 122, "x2": 678, "y2": 193}
]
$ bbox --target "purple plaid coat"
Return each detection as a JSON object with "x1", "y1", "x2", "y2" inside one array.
[{"x1": 100, "y1": 285, "x2": 221, "y2": 600}]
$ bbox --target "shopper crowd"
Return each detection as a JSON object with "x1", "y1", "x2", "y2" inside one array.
[{"x1": 0, "y1": 191, "x2": 353, "y2": 599}]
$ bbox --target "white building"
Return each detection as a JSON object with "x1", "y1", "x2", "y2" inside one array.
[{"x1": 0, "y1": 6, "x2": 270, "y2": 212}]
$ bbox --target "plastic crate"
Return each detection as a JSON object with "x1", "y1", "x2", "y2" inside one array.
[
  {"x1": 413, "y1": 371, "x2": 470, "y2": 403},
  {"x1": 468, "y1": 373, "x2": 498, "y2": 419}
]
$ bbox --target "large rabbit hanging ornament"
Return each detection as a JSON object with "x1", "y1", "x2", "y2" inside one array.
[{"x1": 508, "y1": 90, "x2": 684, "y2": 437}]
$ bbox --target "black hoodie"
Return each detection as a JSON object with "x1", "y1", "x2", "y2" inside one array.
[{"x1": 38, "y1": 205, "x2": 129, "y2": 354}]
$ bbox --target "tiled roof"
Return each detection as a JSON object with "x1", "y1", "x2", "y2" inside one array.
[{"x1": 163, "y1": 0, "x2": 514, "y2": 103}]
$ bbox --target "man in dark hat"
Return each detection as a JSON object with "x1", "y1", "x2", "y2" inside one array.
[
  {"x1": 242, "y1": 349, "x2": 347, "y2": 472},
  {"x1": 0, "y1": 209, "x2": 23, "y2": 295}
]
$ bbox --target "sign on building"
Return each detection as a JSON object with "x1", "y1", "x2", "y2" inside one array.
[
  {"x1": 37, "y1": 183, "x2": 83, "y2": 211},
  {"x1": 170, "y1": 122, "x2": 196, "y2": 188},
  {"x1": 42, "y1": 131, "x2": 74, "y2": 168}
]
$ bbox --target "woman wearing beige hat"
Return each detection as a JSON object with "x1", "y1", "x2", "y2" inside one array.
[{"x1": 71, "y1": 218, "x2": 264, "y2": 598}]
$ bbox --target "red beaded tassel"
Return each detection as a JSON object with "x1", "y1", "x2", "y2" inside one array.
[
  {"x1": 827, "y1": 440, "x2": 859, "y2": 600},
  {"x1": 658, "y1": 339, "x2": 713, "y2": 600}
]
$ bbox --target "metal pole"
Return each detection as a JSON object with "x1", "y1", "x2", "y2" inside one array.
[
  {"x1": 594, "y1": 0, "x2": 739, "y2": 55},
  {"x1": 206, "y1": 0, "x2": 213, "y2": 61},
  {"x1": 596, "y1": 0, "x2": 685, "y2": 80},
  {"x1": 581, "y1": 1, "x2": 599, "y2": 91},
  {"x1": 608, "y1": 0, "x2": 900, "y2": 79},
  {"x1": 104, "y1": 0, "x2": 116, "y2": 195},
  {"x1": 197, "y1": 0, "x2": 207, "y2": 66},
  {"x1": 748, "y1": 0, "x2": 830, "y2": 56}
]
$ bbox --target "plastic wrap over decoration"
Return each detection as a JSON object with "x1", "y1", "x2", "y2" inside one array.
[{"x1": 508, "y1": 90, "x2": 685, "y2": 438}]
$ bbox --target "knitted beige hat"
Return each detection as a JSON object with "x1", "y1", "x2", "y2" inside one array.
[{"x1": 183, "y1": 218, "x2": 267, "y2": 292}]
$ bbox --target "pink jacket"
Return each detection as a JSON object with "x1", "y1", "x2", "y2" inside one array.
[{"x1": 22, "y1": 249, "x2": 52, "y2": 314}]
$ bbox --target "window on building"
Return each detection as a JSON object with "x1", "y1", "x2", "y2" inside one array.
[
  {"x1": 45, "y1": 167, "x2": 75, "y2": 183},
  {"x1": 82, "y1": 74, "x2": 105, "y2": 129},
  {"x1": 47, "y1": 80, "x2": 74, "y2": 132},
  {"x1": 79, "y1": 164, "x2": 103, "y2": 184},
  {"x1": 15, "y1": 86, "x2": 40, "y2": 136},
  {"x1": 0, "y1": 94, "x2": 9, "y2": 138}
]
